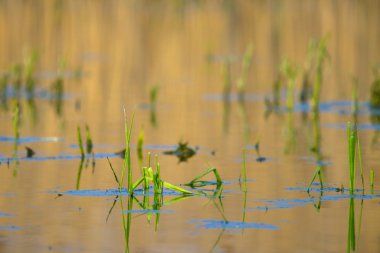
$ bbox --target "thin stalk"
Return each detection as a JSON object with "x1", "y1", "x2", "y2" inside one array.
[
  {"x1": 241, "y1": 149, "x2": 247, "y2": 192},
  {"x1": 347, "y1": 122, "x2": 357, "y2": 195},
  {"x1": 77, "y1": 126, "x2": 85, "y2": 158},
  {"x1": 357, "y1": 135, "x2": 364, "y2": 192},
  {"x1": 121, "y1": 109, "x2": 135, "y2": 194},
  {"x1": 347, "y1": 198, "x2": 356, "y2": 253},
  {"x1": 370, "y1": 170, "x2": 374, "y2": 194}
]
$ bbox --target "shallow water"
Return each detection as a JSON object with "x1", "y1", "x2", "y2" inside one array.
[{"x1": 1, "y1": 1, "x2": 380, "y2": 252}]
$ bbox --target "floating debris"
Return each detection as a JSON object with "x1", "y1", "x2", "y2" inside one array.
[
  {"x1": 25, "y1": 146, "x2": 35, "y2": 158},
  {"x1": 163, "y1": 141, "x2": 197, "y2": 163}
]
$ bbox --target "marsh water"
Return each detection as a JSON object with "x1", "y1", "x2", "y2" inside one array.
[{"x1": 1, "y1": 1, "x2": 380, "y2": 252}]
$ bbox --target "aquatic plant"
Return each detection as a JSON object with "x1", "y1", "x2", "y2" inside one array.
[
  {"x1": 184, "y1": 167, "x2": 222, "y2": 192},
  {"x1": 11, "y1": 64, "x2": 22, "y2": 95},
  {"x1": 351, "y1": 78, "x2": 359, "y2": 118},
  {"x1": 76, "y1": 158, "x2": 85, "y2": 190},
  {"x1": 357, "y1": 136, "x2": 364, "y2": 192},
  {"x1": 51, "y1": 59, "x2": 65, "y2": 116},
  {"x1": 240, "y1": 149, "x2": 247, "y2": 192},
  {"x1": 77, "y1": 126, "x2": 85, "y2": 158},
  {"x1": 137, "y1": 129, "x2": 144, "y2": 168},
  {"x1": 280, "y1": 58, "x2": 299, "y2": 111},
  {"x1": 85, "y1": 124, "x2": 93, "y2": 155},
  {"x1": 0, "y1": 74, "x2": 8, "y2": 110},
  {"x1": 347, "y1": 198, "x2": 356, "y2": 253},
  {"x1": 237, "y1": 43, "x2": 254, "y2": 99},
  {"x1": 307, "y1": 165, "x2": 323, "y2": 193},
  {"x1": 24, "y1": 51, "x2": 38, "y2": 95},
  {"x1": 300, "y1": 40, "x2": 317, "y2": 103},
  {"x1": 370, "y1": 170, "x2": 374, "y2": 194},
  {"x1": 347, "y1": 122, "x2": 356, "y2": 195},
  {"x1": 311, "y1": 34, "x2": 330, "y2": 112},
  {"x1": 150, "y1": 85, "x2": 159, "y2": 128}
]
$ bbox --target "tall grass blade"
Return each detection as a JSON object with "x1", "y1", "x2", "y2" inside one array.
[
  {"x1": 107, "y1": 157, "x2": 120, "y2": 186},
  {"x1": 347, "y1": 198, "x2": 356, "y2": 253},
  {"x1": 357, "y1": 135, "x2": 364, "y2": 192},
  {"x1": 121, "y1": 109, "x2": 135, "y2": 194},
  {"x1": 370, "y1": 170, "x2": 374, "y2": 194},
  {"x1": 77, "y1": 126, "x2": 85, "y2": 158}
]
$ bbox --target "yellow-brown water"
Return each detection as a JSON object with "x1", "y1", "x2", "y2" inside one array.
[{"x1": 1, "y1": 1, "x2": 380, "y2": 252}]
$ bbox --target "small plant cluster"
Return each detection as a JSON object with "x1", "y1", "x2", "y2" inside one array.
[
  {"x1": 106, "y1": 110, "x2": 223, "y2": 198},
  {"x1": 307, "y1": 122, "x2": 375, "y2": 194},
  {"x1": 265, "y1": 34, "x2": 330, "y2": 113}
]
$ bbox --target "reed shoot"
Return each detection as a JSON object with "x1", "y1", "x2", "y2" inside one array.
[
  {"x1": 370, "y1": 170, "x2": 374, "y2": 194},
  {"x1": 311, "y1": 34, "x2": 330, "y2": 112},
  {"x1": 121, "y1": 109, "x2": 134, "y2": 194},
  {"x1": 77, "y1": 126, "x2": 85, "y2": 158},
  {"x1": 347, "y1": 198, "x2": 356, "y2": 253},
  {"x1": 280, "y1": 58, "x2": 299, "y2": 111},
  {"x1": 85, "y1": 124, "x2": 93, "y2": 155},
  {"x1": 357, "y1": 135, "x2": 364, "y2": 192},
  {"x1": 137, "y1": 129, "x2": 144, "y2": 168},
  {"x1": 240, "y1": 149, "x2": 247, "y2": 192},
  {"x1": 185, "y1": 167, "x2": 222, "y2": 188},
  {"x1": 307, "y1": 165, "x2": 323, "y2": 192},
  {"x1": 237, "y1": 43, "x2": 254, "y2": 97},
  {"x1": 347, "y1": 122, "x2": 357, "y2": 195}
]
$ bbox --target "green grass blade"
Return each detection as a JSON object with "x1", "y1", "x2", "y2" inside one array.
[
  {"x1": 163, "y1": 181, "x2": 193, "y2": 195},
  {"x1": 357, "y1": 135, "x2": 364, "y2": 192},
  {"x1": 77, "y1": 126, "x2": 85, "y2": 158},
  {"x1": 107, "y1": 157, "x2": 120, "y2": 187},
  {"x1": 370, "y1": 170, "x2": 374, "y2": 194},
  {"x1": 307, "y1": 166, "x2": 322, "y2": 192}
]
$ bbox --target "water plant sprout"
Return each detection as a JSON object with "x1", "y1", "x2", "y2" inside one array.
[
  {"x1": 280, "y1": 58, "x2": 299, "y2": 111},
  {"x1": 311, "y1": 34, "x2": 330, "y2": 112},
  {"x1": 370, "y1": 170, "x2": 374, "y2": 194},
  {"x1": 237, "y1": 43, "x2": 254, "y2": 99}
]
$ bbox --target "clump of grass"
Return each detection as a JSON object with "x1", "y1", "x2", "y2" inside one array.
[
  {"x1": 237, "y1": 43, "x2": 254, "y2": 99},
  {"x1": 370, "y1": 170, "x2": 374, "y2": 194},
  {"x1": 311, "y1": 34, "x2": 330, "y2": 112},
  {"x1": 280, "y1": 58, "x2": 299, "y2": 111},
  {"x1": 347, "y1": 122, "x2": 365, "y2": 194},
  {"x1": 108, "y1": 110, "x2": 192, "y2": 196}
]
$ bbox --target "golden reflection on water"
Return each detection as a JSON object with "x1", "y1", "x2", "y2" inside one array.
[{"x1": 0, "y1": 1, "x2": 380, "y2": 252}]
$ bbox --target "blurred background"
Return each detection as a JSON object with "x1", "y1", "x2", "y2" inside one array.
[{"x1": 0, "y1": 1, "x2": 380, "y2": 252}]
